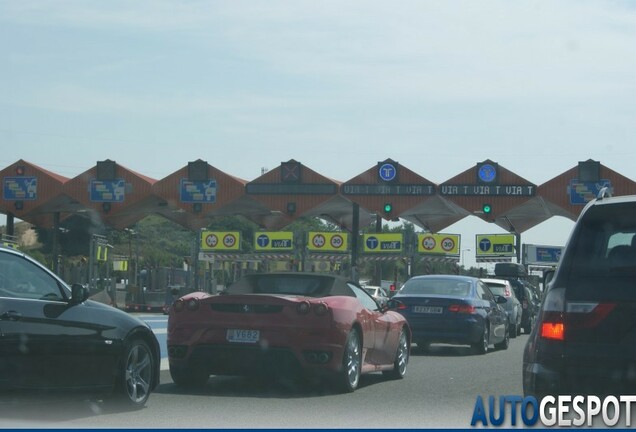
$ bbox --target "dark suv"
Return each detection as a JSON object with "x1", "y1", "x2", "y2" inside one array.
[{"x1": 523, "y1": 191, "x2": 636, "y2": 397}]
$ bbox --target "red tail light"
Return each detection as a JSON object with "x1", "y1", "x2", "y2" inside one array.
[
  {"x1": 541, "y1": 322, "x2": 564, "y2": 340},
  {"x1": 537, "y1": 287, "x2": 616, "y2": 342},
  {"x1": 296, "y1": 301, "x2": 311, "y2": 315},
  {"x1": 504, "y1": 287, "x2": 512, "y2": 297},
  {"x1": 313, "y1": 302, "x2": 329, "y2": 316},
  {"x1": 390, "y1": 284, "x2": 396, "y2": 292},
  {"x1": 566, "y1": 302, "x2": 617, "y2": 329},
  {"x1": 448, "y1": 304, "x2": 475, "y2": 313}
]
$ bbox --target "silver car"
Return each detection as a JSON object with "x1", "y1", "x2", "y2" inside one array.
[{"x1": 481, "y1": 278, "x2": 522, "y2": 338}]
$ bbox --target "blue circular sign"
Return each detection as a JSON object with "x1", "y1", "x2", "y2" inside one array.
[
  {"x1": 378, "y1": 163, "x2": 397, "y2": 182},
  {"x1": 478, "y1": 164, "x2": 497, "y2": 183},
  {"x1": 366, "y1": 236, "x2": 379, "y2": 250},
  {"x1": 479, "y1": 238, "x2": 491, "y2": 252},
  {"x1": 256, "y1": 234, "x2": 270, "y2": 248}
]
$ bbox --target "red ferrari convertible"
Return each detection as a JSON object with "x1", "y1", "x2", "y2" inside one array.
[{"x1": 168, "y1": 272, "x2": 410, "y2": 392}]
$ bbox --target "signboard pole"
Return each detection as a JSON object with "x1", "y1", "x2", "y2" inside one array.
[
  {"x1": 6, "y1": 213, "x2": 14, "y2": 236},
  {"x1": 194, "y1": 231, "x2": 201, "y2": 291},
  {"x1": 373, "y1": 215, "x2": 382, "y2": 285},
  {"x1": 351, "y1": 203, "x2": 359, "y2": 282},
  {"x1": 52, "y1": 212, "x2": 60, "y2": 275}
]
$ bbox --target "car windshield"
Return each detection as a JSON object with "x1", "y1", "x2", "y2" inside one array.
[{"x1": 400, "y1": 279, "x2": 471, "y2": 297}]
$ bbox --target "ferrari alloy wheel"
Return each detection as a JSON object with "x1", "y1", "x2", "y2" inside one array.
[
  {"x1": 170, "y1": 363, "x2": 209, "y2": 389},
  {"x1": 114, "y1": 339, "x2": 154, "y2": 408},
  {"x1": 337, "y1": 329, "x2": 361, "y2": 393},
  {"x1": 384, "y1": 328, "x2": 409, "y2": 380},
  {"x1": 472, "y1": 324, "x2": 489, "y2": 355}
]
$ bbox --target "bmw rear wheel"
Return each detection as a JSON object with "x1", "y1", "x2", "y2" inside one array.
[
  {"x1": 337, "y1": 329, "x2": 361, "y2": 393},
  {"x1": 383, "y1": 328, "x2": 409, "y2": 380},
  {"x1": 113, "y1": 338, "x2": 154, "y2": 408}
]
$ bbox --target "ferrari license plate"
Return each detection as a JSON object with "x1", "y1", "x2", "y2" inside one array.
[
  {"x1": 413, "y1": 306, "x2": 443, "y2": 314},
  {"x1": 226, "y1": 329, "x2": 260, "y2": 343}
]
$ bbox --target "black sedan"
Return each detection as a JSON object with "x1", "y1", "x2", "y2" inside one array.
[
  {"x1": 0, "y1": 246, "x2": 160, "y2": 407},
  {"x1": 392, "y1": 275, "x2": 509, "y2": 354}
]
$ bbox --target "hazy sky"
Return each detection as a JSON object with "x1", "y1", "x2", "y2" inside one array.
[{"x1": 2, "y1": 0, "x2": 636, "y2": 268}]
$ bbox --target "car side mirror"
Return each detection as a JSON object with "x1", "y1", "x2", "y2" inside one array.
[
  {"x1": 543, "y1": 270, "x2": 555, "y2": 291},
  {"x1": 70, "y1": 283, "x2": 89, "y2": 304}
]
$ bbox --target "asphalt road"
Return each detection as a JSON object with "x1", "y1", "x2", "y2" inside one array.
[{"x1": 0, "y1": 334, "x2": 527, "y2": 429}]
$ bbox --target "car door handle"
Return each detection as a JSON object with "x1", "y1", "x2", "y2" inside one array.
[{"x1": 0, "y1": 310, "x2": 22, "y2": 321}]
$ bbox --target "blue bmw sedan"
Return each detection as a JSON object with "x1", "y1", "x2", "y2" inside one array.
[{"x1": 392, "y1": 275, "x2": 509, "y2": 354}]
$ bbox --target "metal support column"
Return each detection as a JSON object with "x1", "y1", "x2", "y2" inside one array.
[{"x1": 350, "y1": 203, "x2": 359, "y2": 282}]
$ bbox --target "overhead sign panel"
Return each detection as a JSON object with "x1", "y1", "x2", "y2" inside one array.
[
  {"x1": 254, "y1": 232, "x2": 294, "y2": 251},
  {"x1": 523, "y1": 244, "x2": 564, "y2": 266},
  {"x1": 246, "y1": 183, "x2": 337, "y2": 195},
  {"x1": 568, "y1": 179, "x2": 612, "y2": 205},
  {"x1": 200, "y1": 231, "x2": 240, "y2": 251},
  {"x1": 180, "y1": 179, "x2": 217, "y2": 203},
  {"x1": 476, "y1": 234, "x2": 516, "y2": 257},
  {"x1": 341, "y1": 184, "x2": 435, "y2": 196},
  {"x1": 3, "y1": 176, "x2": 37, "y2": 200},
  {"x1": 307, "y1": 232, "x2": 348, "y2": 252},
  {"x1": 90, "y1": 179, "x2": 126, "y2": 202},
  {"x1": 417, "y1": 233, "x2": 460, "y2": 256},
  {"x1": 363, "y1": 233, "x2": 403, "y2": 253},
  {"x1": 439, "y1": 185, "x2": 535, "y2": 197}
]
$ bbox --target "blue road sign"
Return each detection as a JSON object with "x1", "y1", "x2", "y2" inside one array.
[
  {"x1": 378, "y1": 163, "x2": 397, "y2": 182},
  {"x1": 366, "y1": 236, "x2": 379, "y2": 250},
  {"x1": 180, "y1": 179, "x2": 217, "y2": 203},
  {"x1": 90, "y1": 179, "x2": 125, "y2": 202},
  {"x1": 256, "y1": 234, "x2": 270, "y2": 248},
  {"x1": 536, "y1": 247, "x2": 562, "y2": 263},
  {"x1": 3, "y1": 176, "x2": 37, "y2": 200},
  {"x1": 479, "y1": 238, "x2": 491, "y2": 252},
  {"x1": 568, "y1": 179, "x2": 612, "y2": 205}
]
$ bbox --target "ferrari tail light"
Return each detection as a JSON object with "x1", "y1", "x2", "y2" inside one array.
[
  {"x1": 448, "y1": 304, "x2": 475, "y2": 313},
  {"x1": 296, "y1": 301, "x2": 311, "y2": 315},
  {"x1": 173, "y1": 299, "x2": 184, "y2": 312},
  {"x1": 313, "y1": 302, "x2": 329, "y2": 316},
  {"x1": 186, "y1": 298, "x2": 199, "y2": 311}
]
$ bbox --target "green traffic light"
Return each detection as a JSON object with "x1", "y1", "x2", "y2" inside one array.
[
  {"x1": 482, "y1": 203, "x2": 492, "y2": 214},
  {"x1": 384, "y1": 203, "x2": 393, "y2": 213}
]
